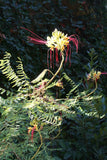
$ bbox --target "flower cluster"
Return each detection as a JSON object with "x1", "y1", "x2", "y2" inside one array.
[
  {"x1": 46, "y1": 28, "x2": 79, "y2": 67},
  {"x1": 21, "y1": 27, "x2": 79, "y2": 68},
  {"x1": 87, "y1": 70, "x2": 101, "y2": 81},
  {"x1": 28, "y1": 118, "x2": 43, "y2": 142},
  {"x1": 56, "y1": 79, "x2": 64, "y2": 88},
  {"x1": 46, "y1": 29, "x2": 69, "y2": 52},
  {"x1": 87, "y1": 70, "x2": 107, "y2": 81}
]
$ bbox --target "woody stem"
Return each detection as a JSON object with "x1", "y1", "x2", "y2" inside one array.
[
  {"x1": 79, "y1": 80, "x2": 98, "y2": 99},
  {"x1": 31, "y1": 128, "x2": 43, "y2": 160},
  {"x1": 86, "y1": 80, "x2": 98, "y2": 97},
  {"x1": 45, "y1": 53, "x2": 64, "y2": 88}
]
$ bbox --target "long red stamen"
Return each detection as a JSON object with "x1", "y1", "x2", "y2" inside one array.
[
  {"x1": 28, "y1": 36, "x2": 46, "y2": 44},
  {"x1": 65, "y1": 45, "x2": 69, "y2": 65},
  {"x1": 31, "y1": 126, "x2": 36, "y2": 142},
  {"x1": 21, "y1": 27, "x2": 45, "y2": 41},
  {"x1": 69, "y1": 45, "x2": 72, "y2": 67},
  {"x1": 53, "y1": 50, "x2": 54, "y2": 69},
  {"x1": 60, "y1": 52, "x2": 62, "y2": 61},
  {"x1": 47, "y1": 50, "x2": 49, "y2": 69},
  {"x1": 21, "y1": 27, "x2": 46, "y2": 45},
  {"x1": 69, "y1": 34, "x2": 79, "y2": 53},
  {"x1": 55, "y1": 48, "x2": 59, "y2": 66},
  {"x1": 50, "y1": 50, "x2": 53, "y2": 68},
  {"x1": 101, "y1": 72, "x2": 107, "y2": 75}
]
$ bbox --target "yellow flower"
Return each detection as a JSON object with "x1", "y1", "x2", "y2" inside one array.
[
  {"x1": 56, "y1": 80, "x2": 63, "y2": 88},
  {"x1": 87, "y1": 70, "x2": 101, "y2": 81},
  {"x1": 46, "y1": 28, "x2": 69, "y2": 52},
  {"x1": 87, "y1": 74, "x2": 91, "y2": 80},
  {"x1": 21, "y1": 27, "x2": 79, "y2": 68},
  {"x1": 93, "y1": 71, "x2": 97, "y2": 80},
  {"x1": 28, "y1": 127, "x2": 33, "y2": 134},
  {"x1": 96, "y1": 71, "x2": 101, "y2": 79},
  {"x1": 93, "y1": 71, "x2": 101, "y2": 80}
]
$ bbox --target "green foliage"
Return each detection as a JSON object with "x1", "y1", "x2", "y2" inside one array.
[
  {"x1": 0, "y1": 52, "x2": 30, "y2": 88},
  {"x1": 62, "y1": 72, "x2": 80, "y2": 98},
  {"x1": 0, "y1": 52, "x2": 107, "y2": 160},
  {"x1": 0, "y1": 0, "x2": 106, "y2": 159}
]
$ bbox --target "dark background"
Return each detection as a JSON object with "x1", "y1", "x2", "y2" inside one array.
[
  {"x1": 0, "y1": 0, "x2": 106, "y2": 93},
  {"x1": 0, "y1": 1, "x2": 107, "y2": 160}
]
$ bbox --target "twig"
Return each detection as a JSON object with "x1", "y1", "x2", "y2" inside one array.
[
  {"x1": 30, "y1": 128, "x2": 43, "y2": 160},
  {"x1": 45, "y1": 54, "x2": 64, "y2": 88}
]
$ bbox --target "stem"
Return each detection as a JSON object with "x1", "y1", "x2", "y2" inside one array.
[
  {"x1": 34, "y1": 53, "x2": 64, "y2": 98},
  {"x1": 51, "y1": 128, "x2": 61, "y2": 140},
  {"x1": 79, "y1": 80, "x2": 98, "y2": 99},
  {"x1": 47, "y1": 69, "x2": 54, "y2": 76},
  {"x1": 86, "y1": 81, "x2": 97, "y2": 97},
  {"x1": 31, "y1": 128, "x2": 43, "y2": 160},
  {"x1": 45, "y1": 53, "x2": 64, "y2": 88}
]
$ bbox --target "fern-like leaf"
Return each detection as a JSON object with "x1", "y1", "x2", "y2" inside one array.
[
  {"x1": 0, "y1": 52, "x2": 22, "y2": 87},
  {"x1": 63, "y1": 72, "x2": 80, "y2": 98}
]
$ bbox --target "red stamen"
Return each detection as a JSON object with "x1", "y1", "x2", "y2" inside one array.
[
  {"x1": 65, "y1": 45, "x2": 69, "y2": 65},
  {"x1": 101, "y1": 72, "x2": 107, "y2": 75},
  {"x1": 50, "y1": 50, "x2": 53, "y2": 68},
  {"x1": 53, "y1": 50, "x2": 54, "y2": 69},
  {"x1": 21, "y1": 27, "x2": 45, "y2": 41},
  {"x1": 69, "y1": 46, "x2": 72, "y2": 67},
  {"x1": 55, "y1": 48, "x2": 59, "y2": 66},
  {"x1": 60, "y1": 52, "x2": 62, "y2": 61},
  {"x1": 31, "y1": 126, "x2": 36, "y2": 142},
  {"x1": 28, "y1": 36, "x2": 46, "y2": 44},
  {"x1": 69, "y1": 34, "x2": 79, "y2": 53},
  {"x1": 47, "y1": 50, "x2": 49, "y2": 69}
]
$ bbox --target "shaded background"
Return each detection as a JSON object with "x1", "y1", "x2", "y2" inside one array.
[
  {"x1": 0, "y1": 0, "x2": 107, "y2": 94},
  {"x1": 0, "y1": 1, "x2": 107, "y2": 160}
]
